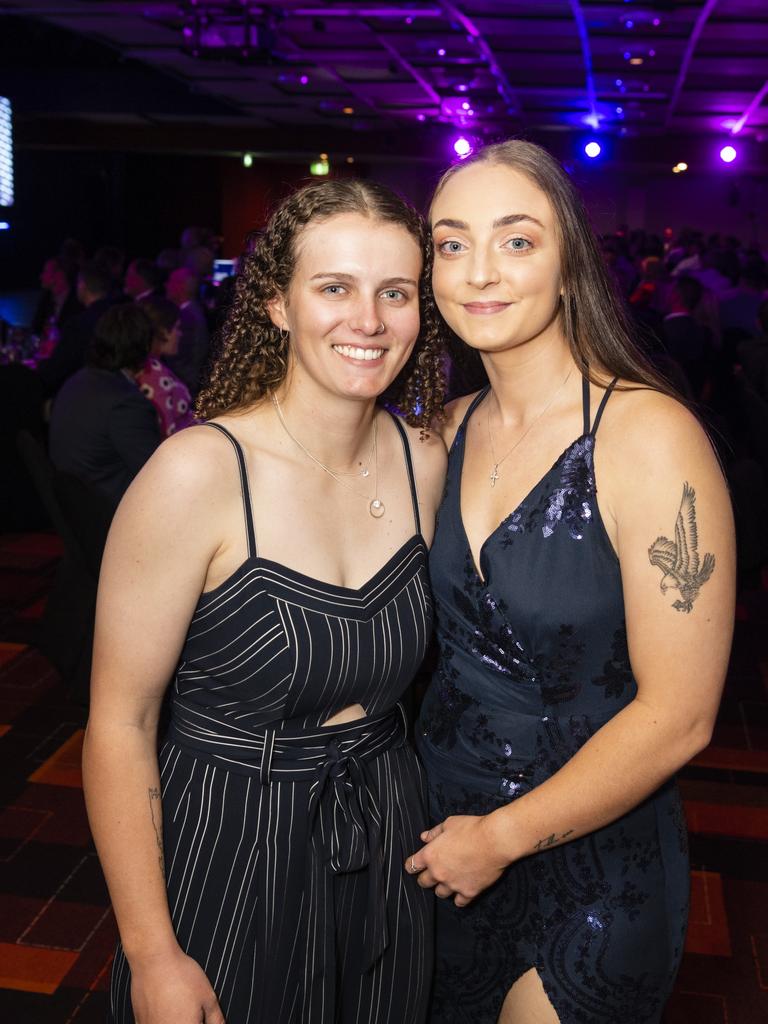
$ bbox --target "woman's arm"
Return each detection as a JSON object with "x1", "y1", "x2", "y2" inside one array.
[
  {"x1": 408, "y1": 393, "x2": 735, "y2": 905},
  {"x1": 82, "y1": 427, "x2": 234, "y2": 1021}
]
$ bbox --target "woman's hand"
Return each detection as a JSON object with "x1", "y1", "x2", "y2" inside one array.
[
  {"x1": 406, "y1": 814, "x2": 510, "y2": 907},
  {"x1": 130, "y1": 948, "x2": 226, "y2": 1024}
]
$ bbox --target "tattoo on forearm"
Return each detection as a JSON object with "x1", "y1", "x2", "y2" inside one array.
[
  {"x1": 534, "y1": 829, "x2": 574, "y2": 851},
  {"x1": 648, "y1": 482, "x2": 715, "y2": 614},
  {"x1": 148, "y1": 787, "x2": 165, "y2": 878}
]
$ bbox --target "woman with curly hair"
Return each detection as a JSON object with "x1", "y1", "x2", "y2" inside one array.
[
  {"x1": 83, "y1": 178, "x2": 447, "y2": 1024},
  {"x1": 406, "y1": 140, "x2": 734, "y2": 1023}
]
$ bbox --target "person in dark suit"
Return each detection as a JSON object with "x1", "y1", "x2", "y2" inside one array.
[
  {"x1": 165, "y1": 267, "x2": 210, "y2": 396},
  {"x1": 662, "y1": 275, "x2": 714, "y2": 401},
  {"x1": 49, "y1": 304, "x2": 161, "y2": 506},
  {"x1": 37, "y1": 261, "x2": 116, "y2": 399},
  {"x1": 31, "y1": 256, "x2": 82, "y2": 337}
]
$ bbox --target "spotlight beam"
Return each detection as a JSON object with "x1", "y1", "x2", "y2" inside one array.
[
  {"x1": 731, "y1": 78, "x2": 768, "y2": 135},
  {"x1": 568, "y1": 1, "x2": 599, "y2": 131},
  {"x1": 376, "y1": 35, "x2": 442, "y2": 107},
  {"x1": 441, "y1": 2, "x2": 520, "y2": 114},
  {"x1": 665, "y1": 0, "x2": 719, "y2": 127}
]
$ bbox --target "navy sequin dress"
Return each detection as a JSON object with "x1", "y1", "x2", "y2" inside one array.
[{"x1": 417, "y1": 379, "x2": 689, "y2": 1024}]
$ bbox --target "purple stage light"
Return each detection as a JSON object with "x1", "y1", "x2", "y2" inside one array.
[
  {"x1": 719, "y1": 145, "x2": 737, "y2": 164},
  {"x1": 453, "y1": 136, "x2": 473, "y2": 159},
  {"x1": 437, "y1": 47, "x2": 446, "y2": 57},
  {"x1": 299, "y1": 75, "x2": 309, "y2": 85},
  {"x1": 584, "y1": 141, "x2": 601, "y2": 159}
]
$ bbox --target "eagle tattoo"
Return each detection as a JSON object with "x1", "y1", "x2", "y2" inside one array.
[{"x1": 648, "y1": 483, "x2": 715, "y2": 613}]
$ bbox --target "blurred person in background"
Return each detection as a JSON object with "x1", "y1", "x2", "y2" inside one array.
[
  {"x1": 37, "y1": 261, "x2": 115, "y2": 399},
  {"x1": 49, "y1": 303, "x2": 161, "y2": 506},
  {"x1": 164, "y1": 266, "x2": 209, "y2": 396},
  {"x1": 137, "y1": 296, "x2": 196, "y2": 437}
]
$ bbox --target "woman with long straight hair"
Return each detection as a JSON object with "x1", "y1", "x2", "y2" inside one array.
[
  {"x1": 83, "y1": 178, "x2": 447, "y2": 1024},
  {"x1": 407, "y1": 140, "x2": 735, "y2": 1023}
]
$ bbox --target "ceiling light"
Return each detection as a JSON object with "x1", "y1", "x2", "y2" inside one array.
[
  {"x1": 342, "y1": 106, "x2": 354, "y2": 115},
  {"x1": 453, "y1": 136, "x2": 473, "y2": 159},
  {"x1": 584, "y1": 141, "x2": 602, "y2": 159},
  {"x1": 242, "y1": 153, "x2": 253, "y2": 168},
  {"x1": 719, "y1": 145, "x2": 737, "y2": 164},
  {"x1": 629, "y1": 57, "x2": 644, "y2": 65},
  {"x1": 310, "y1": 156, "x2": 330, "y2": 176}
]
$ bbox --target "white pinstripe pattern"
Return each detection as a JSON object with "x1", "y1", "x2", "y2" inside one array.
[{"x1": 109, "y1": 420, "x2": 434, "y2": 1023}]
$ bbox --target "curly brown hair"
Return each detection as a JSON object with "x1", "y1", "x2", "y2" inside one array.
[{"x1": 197, "y1": 179, "x2": 446, "y2": 432}]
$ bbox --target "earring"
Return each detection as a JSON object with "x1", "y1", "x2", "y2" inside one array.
[{"x1": 279, "y1": 326, "x2": 289, "y2": 342}]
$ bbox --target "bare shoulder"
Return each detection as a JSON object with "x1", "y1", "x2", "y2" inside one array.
[
  {"x1": 110, "y1": 423, "x2": 241, "y2": 550},
  {"x1": 596, "y1": 386, "x2": 716, "y2": 476},
  {"x1": 393, "y1": 416, "x2": 447, "y2": 499},
  {"x1": 441, "y1": 390, "x2": 483, "y2": 450}
]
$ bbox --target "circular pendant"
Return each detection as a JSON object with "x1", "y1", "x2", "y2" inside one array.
[
  {"x1": 361, "y1": 467, "x2": 370, "y2": 478},
  {"x1": 369, "y1": 498, "x2": 385, "y2": 519}
]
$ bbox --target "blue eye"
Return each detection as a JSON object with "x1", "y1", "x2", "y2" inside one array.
[
  {"x1": 382, "y1": 289, "x2": 406, "y2": 301},
  {"x1": 322, "y1": 284, "x2": 346, "y2": 295},
  {"x1": 507, "y1": 237, "x2": 532, "y2": 251},
  {"x1": 437, "y1": 240, "x2": 466, "y2": 254}
]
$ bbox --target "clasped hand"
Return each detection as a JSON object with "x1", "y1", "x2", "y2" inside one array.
[{"x1": 405, "y1": 814, "x2": 509, "y2": 907}]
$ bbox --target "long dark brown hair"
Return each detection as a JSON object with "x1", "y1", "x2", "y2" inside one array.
[
  {"x1": 430, "y1": 139, "x2": 677, "y2": 397},
  {"x1": 197, "y1": 179, "x2": 446, "y2": 430}
]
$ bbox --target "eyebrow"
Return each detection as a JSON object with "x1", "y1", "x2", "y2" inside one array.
[
  {"x1": 432, "y1": 213, "x2": 545, "y2": 231},
  {"x1": 309, "y1": 272, "x2": 418, "y2": 287}
]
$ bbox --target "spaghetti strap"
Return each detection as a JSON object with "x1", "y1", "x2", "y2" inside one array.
[
  {"x1": 591, "y1": 377, "x2": 619, "y2": 435},
  {"x1": 204, "y1": 422, "x2": 257, "y2": 558},
  {"x1": 462, "y1": 386, "x2": 490, "y2": 435},
  {"x1": 388, "y1": 413, "x2": 421, "y2": 535},
  {"x1": 581, "y1": 376, "x2": 591, "y2": 436}
]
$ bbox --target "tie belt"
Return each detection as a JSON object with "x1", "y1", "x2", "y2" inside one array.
[{"x1": 166, "y1": 697, "x2": 409, "y2": 977}]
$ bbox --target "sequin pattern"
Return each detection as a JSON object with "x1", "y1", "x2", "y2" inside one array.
[{"x1": 418, "y1": 383, "x2": 689, "y2": 1024}]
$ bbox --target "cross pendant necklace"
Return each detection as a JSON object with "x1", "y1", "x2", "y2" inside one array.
[{"x1": 486, "y1": 366, "x2": 574, "y2": 488}]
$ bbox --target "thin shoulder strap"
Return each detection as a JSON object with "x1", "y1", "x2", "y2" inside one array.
[
  {"x1": 581, "y1": 376, "x2": 591, "y2": 436},
  {"x1": 388, "y1": 413, "x2": 421, "y2": 536},
  {"x1": 590, "y1": 377, "x2": 619, "y2": 436},
  {"x1": 463, "y1": 386, "x2": 490, "y2": 433},
  {"x1": 204, "y1": 422, "x2": 257, "y2": 558}
]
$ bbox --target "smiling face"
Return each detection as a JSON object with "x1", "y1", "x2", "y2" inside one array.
[
  {"x1": 268, "y1": 211, "x2": 422, "y2": 401},
  {"x1": 431, "y1": 162, "x2": 564, "y2": 356}
]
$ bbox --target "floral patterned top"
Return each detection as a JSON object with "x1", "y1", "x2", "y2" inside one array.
[{"x1": 136, "y1": 357, "x2": 196, "y2": 438}]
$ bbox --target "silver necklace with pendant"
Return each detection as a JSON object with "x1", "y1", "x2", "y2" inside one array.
[
  {"x1": 487, "y1": 367, "x2": 574, "y2": 487},
  {"x1": 271, "y1": 394, "x2": 385, "y2": 518}
]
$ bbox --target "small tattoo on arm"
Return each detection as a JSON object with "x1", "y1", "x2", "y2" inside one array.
[
  {"x1": 148, "y1": 787, "x2": 165, "y2": 878},
  {"x1": 648, "y1": 482, "x2": 715, "y2": 614},
  {"x1": 534, "y1": 829, "x2": 574, "y2": 851}
]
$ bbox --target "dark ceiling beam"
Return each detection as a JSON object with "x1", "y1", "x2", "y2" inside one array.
[
  {"x1": 665, "y1": 0, "x2": 720, "y2": 127},
  {"x1": 568, "y1": 0, "x2": 598, "y2": 129},
  {"x1": 440, "y1": 2, "x2": 519, "y2": 114}
]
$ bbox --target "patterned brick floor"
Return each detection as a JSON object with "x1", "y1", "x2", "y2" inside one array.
[{"x1": 0, "y1": 532, "x2": 766, "y2": 1023}]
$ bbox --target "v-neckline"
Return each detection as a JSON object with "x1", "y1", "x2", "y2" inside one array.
[{"x1": 454, "y1": 391, "x2": 588, "y2": 585}]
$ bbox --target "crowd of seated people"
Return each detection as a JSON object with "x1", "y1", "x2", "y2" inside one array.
[
  {"x1": 7, "y1": 221, "x2": 768, "y2": 579},
  {"x1": 599, "y1": 226, "x2": 768, "y2": 581},
  {"x1": 0, "y1": 226, "x2": 232, "y2": 534}
]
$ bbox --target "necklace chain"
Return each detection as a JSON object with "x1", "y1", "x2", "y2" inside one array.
[
  {"x1": 487, "y1": 367, "x2": 574, "y2": 488},
  {"x1": 271, "y1": 394, "x2": 386, "y2": 518}
]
